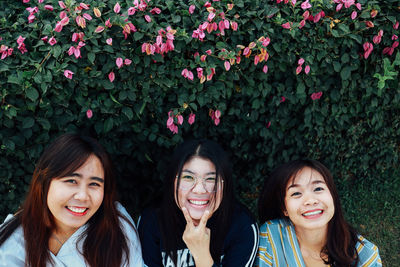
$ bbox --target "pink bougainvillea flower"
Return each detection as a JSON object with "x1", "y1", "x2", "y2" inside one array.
[
  {"x1": 214, "y1": 118, "x2": 220, "y2": 126},
  {"x1": 299, "y1": 19, "x2": 306, "y2": 29},
  {"x1": 224, "y1": 61, "x2": 231, "y2": 71},
  {"x1": 205, "y1": 49, "x2": 212, "y2": 55},
  {"x1": 48, "y1": 36, "x2": 57, "y2": 46},
  {"x1": 76, "y1": 16, "x2": 86, "y2": 28},
  {"x1": 301, "y1": 0, "x2": 311, "y2": 10},
  {"x1": 196, "y1": 67, "x2": 203, "y2": 79},
  {"x1": 17, "y1": 36, "x2": 25, "y2": 45},
  {"x1": 106, "y1": 38, "x2": 113, "y2": 45},
  {"x1": 38, "y1": 0, "x2": 43, "y2": 3},
  {"x1": 200, "y1": 55, "x2": 207, "y2": 62},
  {"x1": 189, "y1": 5, "x2": 195, "y2": 14},
  {"x1": 373, "y1": 35, "x2": 381, "y2": 44},
  {"x1": 114, "y1": 2, "x2": 121, "y2": 13},
  {"x1": 93, "y1": 7, "x2": 101, "y2": 17},
  {"x1": 86, "y1": 109, "x2": 93, "y2": 119},
  {"x1": 60, "y1": 16, "x2": 69, "y2": 26},
  {"x1": 392, "y1": 34, "x2": 398, "y2": 41},
  {"x1": 303, "y1": 10, "x2": 310, "y2": 20},
  {"x1": 108, "y1": 71, "x2": 115, "y2": 82},
  {"x1": 304, "y1": 65, "x2": 310, "y2": 74},
  {"x1": 124, "y1": 59, "x2": 132, "y2": 65},
  {"x1": 150, "y1": 7, "x2": 161, "y2": 14},
  {"x1": 64, "y1": 70, "x2": 74, "y2": 79},
  {"x1": 296, "y1": 65, "x2": 302, "y2": 74},
  {"x1": 83, "y1": 13, "x2": 92, "y2": 20},
  {"x1": 263, "y1": 65, "x2": 268, "y2": 73},
  {"x1": 311, "y1": 91, "x2": 323, "y2": 100},
  {"x1": 215, "y1": 110, "x2": 221, "y2": 119},
  {"x1": 313, "y1": 12, "x2": 321, "y2": 23},
  {"x1": 262, "y1": 37, "x2": 270, "y2": 47},
  {"x1": 59, "y1": 11, "x2": 67, "y2": 19},
  {"x1": 394, "y1": 21, "x2": 399, "y2": 30},
  {"x1": 356, "y1": 3, "x2": 361, "y2": 10},
  {"x1": 116, "y1": 57, "x2": 124, "y2": 68},
  {"x1": 94, "y1": 26, "x2": 104, "y2": 33},
  {"x1": 58, "y1": 1, "x2": 66, "y2": 9},
  {"x1": 166, "y1": 116, "x2": 174, "y2": 127},
  {"x1": 80, "y1": 3, "x2": 90, "y2": 10},
  {"x1": 351, "y1": 11, "x2": 357, "y2": 20},
  {"x1": 67, "y1": 46, "x2": 75, "y2": 55},
  {"x1": 41, "y1": 36, "x2": 48, "y2": 43},
  {"x1": 208, "y1": 12, "x2": 216, "y2": 22},
  {"x1": 370, "y1": 9, "x2": 378, "y2": 18},
  {"x1": 127, "y1": 7, "x2": 136, "y2": 15},
  {"x1": 393, "y1": 41, "x2": 399, "y2": 48},
  {"x1": 365, "y1": 21, "x2": 374, "y2": 28},
  {"x1": 54, "y1": 22, "x2": 63, "y2": 32},
  {"x1": 363, "y1": 42, "x2": 373, "y2": 59},
  {"x1": 230, "y1": 21, "x2": 238, "y2": 31},
  {"x1": 177, "y1": 115, "x2": 184, "y2": 125},
  {"x1": 44, "y1": 5, "x2": 54, "y2": 11},
  {"x1": 282, "y1": 22, "x2": 291, "y2": 29},
  {"x1": 298, "y1": 58, "x2": 305, "y2": 65},
  {"x1": 280, "y1": 96, "x2": 286, "y2": 103},
  {"x1": 266, "y1": 121, "x2": 271, "y2": 128},
  {"x1": 105, "y1": 19, "x2": 112, "y2": 28},
  {"x1": 254, "y1": 55, "x2": 260, "y2": 65},
  {"x1": 145, "y1": 15, "x2": 151, "y2": 23},
  {"x1": 188, "y1": 113, "x2": 195, "y2": 125},
  {"x1": 291, "y1": 0, "x2": 297, "y2": 6}
]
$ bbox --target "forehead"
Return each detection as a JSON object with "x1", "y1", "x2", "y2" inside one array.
[
  {"x1": 286, "y1": 167, "x2": 325, "y2": 189},
  {"x1": 182, "y1": 156, "x2": 216, "y2": 174}
]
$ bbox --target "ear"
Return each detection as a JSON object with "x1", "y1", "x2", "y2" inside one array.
[{"x1": 283, "y1": 210, "x2": 288, "y2": 217}]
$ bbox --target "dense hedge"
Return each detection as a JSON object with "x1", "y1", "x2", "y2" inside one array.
[{"x1": 1, "y1": 0, "x2": 399, "y2": 230}]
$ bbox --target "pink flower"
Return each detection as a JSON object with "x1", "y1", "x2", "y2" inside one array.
[
  {"x1": 254, "y1": 55, "x2": 260, "y2": 65},
  {"x1": 67, "y1": 46, "x2": 75, "y2": 55},
  {"x1": 392, "y1": 35, "x2": 398, "y2": 41},
  {"x1": 76, "y1": 15, "x2": 86, "y2": 28},
  {"x1": 106, "y1": 38, "x2": 113, "y2": 45},
  {"x1": 196, "y1": 67, "x2": 203, "y2": 79},
  {"x1": 17, "y1": 36, "x2": 25, "y2": 45},
  {"x1": 394, "y1": 21, "x2": 399, "y2": 30},
  {"x1": 167, "y1": 116, "x2": 174, "y2": 127},
  {"x1": 150, "y1": 8, "x2": 161, "y2": 14},
  {"x1": 86, "y1": 109, "x2": 93, "y2": 119},
  {"x1": 243, "y1": 47, "x2": 250, "y2": 56},
  {"x1": 64, "y1": 69, "x2": 74, "y2": 79},
  {"x1": 105, "y1": 19, "x2": 112, "y2": 28},
  {"x1": 299, "y1": 19, "x2": 306, "y2": 29},
  {"x1": 373, "y1": 35, "x2": 381, "y2": 44},
  {"x1": 393, "y1": 41, "x2": 399, "y2": 48},
  {"x1": 301, "y1": 0, "x2": 311, "y2": 10},
  {"x1": 83, "y1": 13, "x2": 92, "y2": 20},
  {"x1": 177, "y1": 115, "x2": 184, "y2": 125},
  {"x1": 108, "y1": 71, "x2": 115, "y2": 82},
  {"x1": 224, "y1": 61, "x2": 231, "y2": 71},
  {"x1": 188, "y1": 113, "x2": 195, "y2": 125},
  {"x1": 351, "y1": 11, "x2": 357, "y2": 20},
  {"x1": 58, "y1": 1, "x2": 66, "y2": 9},
  {"x1": 41, "y1": 36, "x2": 48, "y2": 43},
  {"x1": 60, "y1": 11, "x2": 67, "y2": 19},
  {"x1": 356, "y1": 3, "x2": 361, "y2": 10},
  {"x1": 128, "y1": 7, "x2": 136, "y2": 15},
  {"x1": 145, "y1": 15, "x2": 151, "y2": 22},
  {"x1": 280, "y1": 96, "x2": 286, "y2": 103},
  {"x1": 311, "y1": 91, "x2": 323, "y2": 100},
  {"x1": 266, "y1": 121, "x2": 271, "y2": 128},
  {"x1": 60, "y1": 16, "x2": 69, "y2": 26},
  {"x1": 124, "y1": 59, "x2": 132, "y2": 65},
  {"x1": 44, "y1": 5, "x2": 54, "y2": 11},
  {"x1": 313, "y1": 12, "x2": 321, "y2": 23},
  {"x1": 114, "y1": 3, "x2": 121, "y2": 13},
  {"x1": 215, "y1": 110, "x2": 221, "y2": 119},
  {"x1": 305, "y1": 65, "x2": 310, "y2": 74},
  {"x1": 214, "y1": 118, "x2": 220, "y2": 126},
  {"x1": 80, "y1": 3, "x2": 89, "y2": 10},
  {"x1": 296, "y1": 65, "x2": 302, "y2": 74},
  {"x1": 208, "y1": 12, "x2": 216, "y2": 22},
  {"x1": 54, "y1": 22, "x2": 63, "y2": 32},
  {"x1": 298, "y1": 58, "x2": 305, "y2": 65},
  {"x1": 263, "y1": 65, "x2": 268, "y2": 73},
  {"x1": 48, "y1": 37, "x2": 57, "y2": 46},
  {"x1": 94, "y1": 26, "x2": 104, "y2": 33},
  {"x1": 189, "y1": 5, "x2": 195, "y2": 14},
  {"x1": 116, "y1": 57, "x2": 123, "y2": 69},
  {"x1": 282, "y1": 22, "x2": 291, "y2": 29},
  {"x1": 231, "y1": 21, "x2": 238, "y2": 31}
]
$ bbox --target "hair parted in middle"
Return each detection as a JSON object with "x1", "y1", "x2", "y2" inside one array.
[
  {"x1": 158, "y1": 139, "x2": 235, "y2": 264},
  {"x1": 258, "y1": 159, "x2": 360, "y2": 266}
]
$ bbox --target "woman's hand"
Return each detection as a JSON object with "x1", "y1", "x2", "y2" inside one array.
[{"x1": 182, "y1": 207, "x2": 214, "y2": 267}]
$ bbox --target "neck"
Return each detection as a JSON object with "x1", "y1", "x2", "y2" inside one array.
[{"x1": 295, "y1": 226, "x2": 328, "y2": 252}]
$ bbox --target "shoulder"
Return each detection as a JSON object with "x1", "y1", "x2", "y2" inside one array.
[
  {"x1": 0, "y1": 221, "x2": 25, "y2": 265},
  {"x1": 356, "y1": 235, "x2": 382, "y2": 266},
  {"x1": 259, "y1": 218, "x2": 291, "y2": 233},
  {"x1": 225, "y1": 202, "x2": 258, "y2": 241},
  {"x1": 137, "y1": 207, "x2": 159, "y2": 230}
]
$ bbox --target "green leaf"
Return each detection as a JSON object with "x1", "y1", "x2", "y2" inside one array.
[
  {"x1": 52, "y1": 45, "x2": 62, "y2": 58},
  {"x1": 22, "y1": 117, "x2": 35, "y2": 129},
  {"x1": 103, "y1": 118, "x2": 114, "y2": 133},
  {"x1": 340, "y1": 66, "x2": 351, "y2": 80},
  {"x1": 25, "y1": 87, "x2": 39, "y2": 101},
  {"x1": 134, "y1": 32, "x2": 144, "y2": 41},
  {"x1": 88, "y1": 52, "x2": 95, "y2": 64},
  {"x1": 7, "y1": 75, "x2": 21, "y2": 85},
  {"x1": 122, "y1": 107, "x2": 133, "y2": 120}
]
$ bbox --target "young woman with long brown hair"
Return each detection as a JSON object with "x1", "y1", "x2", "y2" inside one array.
[
  {"x1": 256, "y1": 159, "x2": 381, "y2": 267},
  {"x1": 0, "y1": 133, "x2": 143, "y2": 267}
]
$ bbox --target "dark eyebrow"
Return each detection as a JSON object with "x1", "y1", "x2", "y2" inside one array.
[
  {"x1": 287, "y1": 180, "x2": 325, "y2": 190},
  {"x1": 62, "y1": 173, "x2": 104, "y2": 183},
  {"x1": 181, "y1": 170, "x2": 216, "y2": 176}
]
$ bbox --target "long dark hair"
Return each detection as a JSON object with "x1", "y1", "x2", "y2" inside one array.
[
  {"x1": 159, "y1": 139, "x2": 235, "y2": 264},
  {"x1": 258, "y1": 159, "x2": 360, "y2": 266},
  {"x1": 0, "y1": 133, "x2": 131, "y2": 267}
]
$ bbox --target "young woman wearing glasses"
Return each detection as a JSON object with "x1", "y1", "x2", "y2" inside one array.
[
  {"x1": 138, "y1": 139, "x2": 258, "y2": 267},
  {"x1": 0, "y1": 134, "x2": 143, "y2": 267},
  {"x1": 256, "y1": 159, "x2": 381, "y2": 267}
]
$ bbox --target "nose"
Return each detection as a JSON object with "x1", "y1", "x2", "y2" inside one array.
[
  {"x1": 74, "y1": 185, "x2": 89, "y2": 201},
  {"x1": 191, "y1": 179, "x2": 207, "y2": 193},
  {"x1": 303, "y1": 192, "x2": 318, "y2": 206}
]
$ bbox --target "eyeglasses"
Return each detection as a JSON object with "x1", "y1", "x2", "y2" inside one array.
[{"x1": 177, "y1": 174, "x2": 221, "y2": 192}]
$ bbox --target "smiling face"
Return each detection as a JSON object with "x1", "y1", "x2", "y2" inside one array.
[
  {"x1": 284, "y1": 167, "x2": 334, "y2": 233},
  {"x1": 175, "y1": 156, "x2": 223, "y2": 225},
  {"x1": 47, "y1": 154, "x2": 105, "y2": 236}
]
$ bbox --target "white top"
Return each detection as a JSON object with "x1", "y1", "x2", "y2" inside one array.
[{"x1": 0, "y1": 203, "x2": 144, "y2": 267}]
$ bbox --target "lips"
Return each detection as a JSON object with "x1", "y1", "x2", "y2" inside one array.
[
  {"x1": 302, "y1": 209, "x2": 323, "y2": 218},
  {"x1": 188, "y1": 199, "x2": 209, "y2": 207},
  {"x1": 66, "y1": 206, "x2": 88, "y2": 216}
]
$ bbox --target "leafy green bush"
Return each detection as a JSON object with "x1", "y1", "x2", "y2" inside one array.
[{"x1": 1, "y1": 0, "x2": 399, "y2": 264}]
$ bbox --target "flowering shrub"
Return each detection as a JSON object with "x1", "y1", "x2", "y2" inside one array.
[{"x1": 0, "y1": 1, "x2": 399, "y2": 260}]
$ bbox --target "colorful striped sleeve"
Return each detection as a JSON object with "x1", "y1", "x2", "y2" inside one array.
[
  {"x1": 356, "y1": 236, "x2": 382, "y2": 267},
  {"x1": 255, "y1": 222, "x2": 274, "y2": 267}
]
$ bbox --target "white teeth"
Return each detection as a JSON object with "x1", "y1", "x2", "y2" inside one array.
[
  {"x1": 189, "y1": 200, "x2": 208, "y2": 205},
  {"x1": 68, "y1": 206, "x2": 87, "y2": 213},
  {"x1": 303, "y1": 210, "x2": 322, "y2": 216}
]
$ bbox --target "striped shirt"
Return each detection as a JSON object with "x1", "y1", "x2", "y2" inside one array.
[{"x1": 256, "y1": 219, "x2": 382, "y2": 267}]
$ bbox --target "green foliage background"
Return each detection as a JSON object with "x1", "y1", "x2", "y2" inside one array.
[{"x1": 0, "y1": 0, "x2": 399, "y2": 265}]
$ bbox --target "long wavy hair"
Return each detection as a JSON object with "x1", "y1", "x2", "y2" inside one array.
[
  {"x1": 0, "y1": 133, "x2": 131, "y2": 267},
  {"x1": 159, "y1": 139, "x2": 236, "y2": 264},
  {"x1": 258, "y1": 159, "x2": 360, "y2": 266}
]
